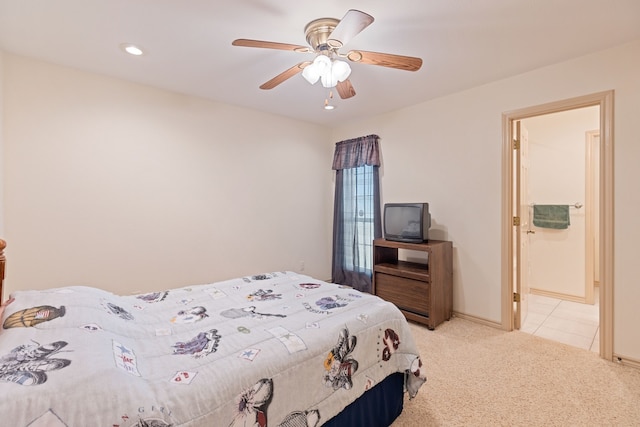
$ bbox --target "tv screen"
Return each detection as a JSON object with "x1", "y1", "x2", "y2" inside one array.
[{"x1": 384, "y1": 203, "x2": 430, "y2": 243}]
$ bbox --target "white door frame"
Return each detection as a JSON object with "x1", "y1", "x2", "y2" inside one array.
[
  {"x1": 585, "y1": 129, "x2": 600, "y2": 305},
  {"x1": 501, "y1": 91, "x2": 614, "y2": 360}
]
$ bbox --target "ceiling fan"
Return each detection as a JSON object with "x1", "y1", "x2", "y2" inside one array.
[{"x1": 232, "y1": 9, "x2": 423, "y2": 100}]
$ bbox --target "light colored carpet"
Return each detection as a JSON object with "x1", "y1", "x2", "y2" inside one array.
[{"x1": 393, "y1": 317, "x2": 640, "y2": 426}]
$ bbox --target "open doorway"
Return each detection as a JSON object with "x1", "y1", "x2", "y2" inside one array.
[
  {"x1": 519, "y1": 107, "x2": 599, "y2": 351},
  {"x1": 501, "y1": 91, "x2": 614, "y2": 360}
]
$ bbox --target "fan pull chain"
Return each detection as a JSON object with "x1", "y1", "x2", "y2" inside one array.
[{"x1": 324, "y1": 90, "x2": 335, "y2": 110}]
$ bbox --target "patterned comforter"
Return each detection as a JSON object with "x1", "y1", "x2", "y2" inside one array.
[{"x1": 0, "y1": 271, "x2": 425, "y2": 426}]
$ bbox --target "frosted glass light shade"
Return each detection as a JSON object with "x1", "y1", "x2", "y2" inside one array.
[
  {"x1": 332, "y1": 60, "x2": 351, "y2": 82},
  {"x1": 313, "y1": 55, "x2": 331, "y2": 73},
  {"x1": 302, "y1": 56, "x2": 351, "y2": 88},
  {"x1": 320, "y1": 72, "x2": 337, "y2": 88},
  {"x1": 302, "y1": 64, "x2": 320, "y2": 84}
]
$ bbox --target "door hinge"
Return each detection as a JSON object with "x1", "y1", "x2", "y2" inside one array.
[
  {"x1": 513, "y1": 216, "x2": 521, "y2": 226},
  {"x1": 513, "y1": 138, "x2": 520, "y2": 150},
  {"x1": 513, "y1": 292, "x2": 521, "y2": 303}
]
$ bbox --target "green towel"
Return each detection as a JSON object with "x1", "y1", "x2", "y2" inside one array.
[{"x1": 532, "y1": 205, "x2": 570, "y2": 229}]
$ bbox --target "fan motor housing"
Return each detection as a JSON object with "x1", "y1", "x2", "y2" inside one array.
[{"x1": 304, "y1": 18, "x2": 339, "y2": 51}]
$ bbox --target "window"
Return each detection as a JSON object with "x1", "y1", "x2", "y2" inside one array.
[
  {"x1": 341, "y1": 165, "x2": 376, "y2": 273},
  {"x1": 331, "y1": 135, "x2": 381, "y2": 292}
]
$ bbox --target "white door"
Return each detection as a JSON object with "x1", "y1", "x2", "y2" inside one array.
[{"x1": 513, "y1": 121, "x2": 530, "y2": 329}]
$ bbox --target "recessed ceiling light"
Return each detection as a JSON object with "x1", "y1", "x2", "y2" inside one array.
[{"x1": 120, "y1": 43, "x2": 145, "y2": 56}]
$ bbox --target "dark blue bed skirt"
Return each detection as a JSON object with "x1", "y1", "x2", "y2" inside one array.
[{"x1": 324, "y1": 372, "x2": 405, "y2": 427}]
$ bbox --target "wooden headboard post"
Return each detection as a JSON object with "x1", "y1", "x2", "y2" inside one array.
[{"x1": 0, "y1": 239, "x2": 5, "y2": 302}]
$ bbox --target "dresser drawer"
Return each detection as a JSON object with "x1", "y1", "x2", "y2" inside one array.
[{"x1": 375, "y1": 272, "x2": 429, "y2": 316}]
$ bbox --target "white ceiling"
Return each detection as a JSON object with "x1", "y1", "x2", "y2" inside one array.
[{"x1": 1, "y1": 0, "x2": 639, "y2": 126}]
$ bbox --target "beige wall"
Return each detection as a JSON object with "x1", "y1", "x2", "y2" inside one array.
[
  {"x1": 2, "y1": 54, "x2": 334, "y2": 295},
  {"x1": 331, "y1": 40, "x2": 640, "y2": 361},
  {"x1": 3, "y1": 40, "x2": 640, "y2": 362}
]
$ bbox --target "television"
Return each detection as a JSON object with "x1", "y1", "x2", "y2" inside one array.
[{"x1": 383, "y1": 203, "x2": 431, "y2": 243}]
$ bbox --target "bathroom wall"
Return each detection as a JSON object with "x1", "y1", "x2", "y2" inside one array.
[{"x1": 523, "y1": 106, "x2": 599, "y2": 300}]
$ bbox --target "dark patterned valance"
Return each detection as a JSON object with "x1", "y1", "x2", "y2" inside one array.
[{"x1": 331, "y1": 134, "x2": 380, "y2": 170}]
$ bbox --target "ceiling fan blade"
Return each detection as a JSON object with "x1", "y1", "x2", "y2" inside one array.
[
  {"x1": 232, "y1": 39, "x2": 311, "y2": 53},
  {"x1": 336, "y1": 79, "x2": 356, "y2": 99},
  {"x1": 327, "y1": 9, "x2": 374, "y2": 48},
  {"x1": 346, "y1": 50, "x2": 423, "y2": 71},
  {"x1": 259, "y1": 62, "x2": 311, "y2": 90}
]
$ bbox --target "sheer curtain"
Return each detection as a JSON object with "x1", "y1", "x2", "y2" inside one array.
[{"x1": 331, "y1": 134, "x2": 382, "y2": 293}]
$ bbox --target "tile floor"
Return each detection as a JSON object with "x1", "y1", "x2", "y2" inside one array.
[{"x1": 520, "y1": 293, "x2": 599, "y2": 352}]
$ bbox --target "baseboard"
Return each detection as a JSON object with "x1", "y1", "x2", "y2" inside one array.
[
  {"x1": 613, "y1": 353, "x2": 640, "y2": 370},
  {"x1": 529, "y1": 288, "x2": 590, "y2": 304},
  {"x1": 451, "y1": 311, "x2": 503, "y2": 330}
]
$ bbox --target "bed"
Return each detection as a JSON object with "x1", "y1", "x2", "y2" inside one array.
[{"x1": 0, "y1": 240, "x2": 425, "y2": 426}]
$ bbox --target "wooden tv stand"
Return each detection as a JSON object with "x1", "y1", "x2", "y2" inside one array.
[{"x1": 373, "y1": 238, "x2": 453, "y2": 330}]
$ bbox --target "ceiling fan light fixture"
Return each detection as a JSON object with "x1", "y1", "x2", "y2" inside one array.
[
  {"x1": 320, "y1": 59, "x2": 351, "y2": 88},
  {"x1": 233, "y1": 9, "x2": 422, "y2": 98},
  {"x1": 303, "y1": 56, "x2": 351, "y2": 88},
  {"x1": 302, "y1": 54, "x2": 332, "y2": 85}
]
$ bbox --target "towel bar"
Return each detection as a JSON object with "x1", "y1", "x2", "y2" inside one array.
[{"x1": 530, "y1": 202, "x2": 582, "y2": 209}]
